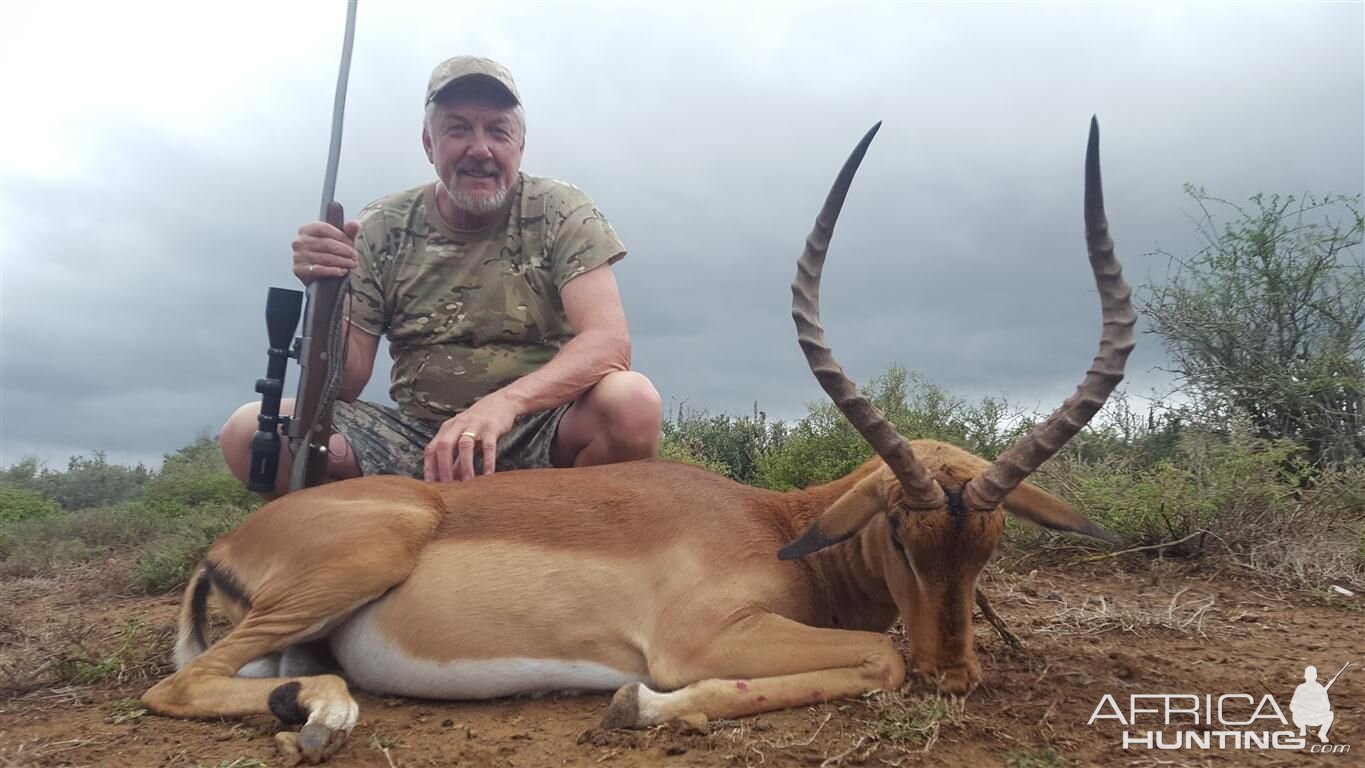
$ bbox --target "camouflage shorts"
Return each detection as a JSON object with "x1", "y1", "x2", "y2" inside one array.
[{"x1": 331, "y1": 400, "x2": 571, "y2": 478}]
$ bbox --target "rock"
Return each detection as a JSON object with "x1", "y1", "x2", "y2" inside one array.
[
  {"x1": 274, "y1": 731, "x2": 303, "y2": 767},
  {"x1": 674, "y1": 713, "x2": 709, "y2": 735}
]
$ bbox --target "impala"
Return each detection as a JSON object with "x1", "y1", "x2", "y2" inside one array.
[{"x1": 143, "y1": 118, "x2": 1135, "y2": 764}]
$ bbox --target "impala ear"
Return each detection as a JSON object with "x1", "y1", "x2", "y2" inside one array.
[
  {"x1": 1002, "y1": 481, "x2": 1123, "y2": 546},
  {"x1": 779, "y1": 472, "x2": 892, "y2": 560}
]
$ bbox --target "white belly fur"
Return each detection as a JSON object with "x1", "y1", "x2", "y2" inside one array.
[{"x1": 330, "y1": 602, "x2": 646, "y2": 699}]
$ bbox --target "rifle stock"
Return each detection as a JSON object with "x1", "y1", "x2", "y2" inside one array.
[{"x1": 287, "y1": 200, "x2": 349, "y2": 491}]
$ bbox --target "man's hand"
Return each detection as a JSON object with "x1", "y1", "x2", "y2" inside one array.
[
  {"x1": 293, "y1": 219, "x2": 361, "y2": 284},
  {"x1": 424, "y1": 395, "x2": 520, "y2": 482}
]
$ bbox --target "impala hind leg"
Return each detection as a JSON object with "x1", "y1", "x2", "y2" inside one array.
[
  {"x1": 144, "y1": 609, "x2": 363, "y2": 764},
  {"x1": 603, "y1": 614, "x2": 904, "y2": 728}
]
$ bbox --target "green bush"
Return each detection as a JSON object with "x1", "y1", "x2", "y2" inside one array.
[
  {"x1": 34, "y1": 453, "x2": 149, "y2": 511},
  {"x1": 0, "y1": 498, "x2": 253, "y2": 589},
  {"x1": 1298, "y1": 460, "x2": 1365, "y2": 526},
  {"x1": 130, "y1": 503, "x2": 254, "y2": 592},
  {"x1": 1037, "y1": 429, "x2": 1311, "y2": 548},
  {"x1": 2, "y1": 453, "x2": 150, "y2": 512},
  {"x1": 0, "y1": 503, "x2": 170, "y2": 576},
  {"x1": 142, "y1": 434, "x2": 259, "y2": 516},
  {"x1": 0, "y1": 434, "x2": 260, "y2": 586},
  {"x1": 1140, "y1": 188, "x2": 1363, "y2": 465},
  {"x1": 657, "y1": 433, "x2": 733, "y2": 476},
  {"x1": 0, "y1": 537, "x2": 102, "y2": 578},
  {"x1": 755, "y1": 409, "x2": 874, "y2": 491},
  {"x1": 0, "y1": 486, "x2": 61, "y2": 524},
  {"x1": 661, "y1": 404, "x2": 782, "y2": 484},
  {"x1": 0, "y1": 457, "x2": 43, "y2": 487},
  {"x1": 1048, "y1": 391, "x2": 1185, "y2": 470},
  {"x1": 755, "y1": 366, "x2": 1018, "y2": 490}
]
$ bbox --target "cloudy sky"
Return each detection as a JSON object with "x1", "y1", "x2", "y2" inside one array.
[{"x1": 1, "y1": 1, "x2": 1361, "y2": 469}]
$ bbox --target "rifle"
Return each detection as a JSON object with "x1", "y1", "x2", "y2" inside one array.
[
  {"x1": 1325, "y1": 661, "x2": 1350, "y2": 691},
  {"x1": 246, "y1": 0, "x2": 359, "y2": 494}
]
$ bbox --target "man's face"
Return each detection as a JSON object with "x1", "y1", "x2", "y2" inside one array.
[{"x1": 423, "y1": 96, "x2": 524, "y2": 217}]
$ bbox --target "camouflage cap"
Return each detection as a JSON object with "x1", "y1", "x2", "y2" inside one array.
[{"x1": 425, "y1": 56, "x2": 521, "y2": 106}]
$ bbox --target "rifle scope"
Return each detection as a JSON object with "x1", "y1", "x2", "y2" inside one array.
[{"x1": 246, "y1": 287, "x2": 304, "y2": 492}]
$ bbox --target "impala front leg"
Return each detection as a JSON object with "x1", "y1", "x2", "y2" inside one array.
[{"x1": 603, "y1": 613, "x2": 904, "y2": 728}]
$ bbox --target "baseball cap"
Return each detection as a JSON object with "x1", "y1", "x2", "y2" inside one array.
[{"x1": 425, "y1": 56, "x2": 521, "y2": 106}]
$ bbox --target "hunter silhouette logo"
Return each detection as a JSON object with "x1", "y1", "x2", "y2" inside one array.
[
  {"x1": 1293, "y1": 663, "x2": 1349, "y2": 744},
  {"x1": 1087, "y1": 660, "x2": 1353, "y2": 754}
]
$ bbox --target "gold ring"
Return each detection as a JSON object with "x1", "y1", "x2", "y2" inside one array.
[
  {"x1": 460, "y1": 431, "x2": 477, "y2": 439},
  {"x1": 308, "y1": 264, "x2": 315, "y2": 273}
]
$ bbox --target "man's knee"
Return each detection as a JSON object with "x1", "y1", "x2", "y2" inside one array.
[
  {"x1": 219, "y1": 401, "x2": 263, "y2": 482},
  {"x1": 595, "y1": 371, "x2": 663, "y2": 454}
]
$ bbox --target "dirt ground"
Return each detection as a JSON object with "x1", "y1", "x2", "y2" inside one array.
[{"x1": 1, "y1": 554, "x2": 1360, "y2": 768}]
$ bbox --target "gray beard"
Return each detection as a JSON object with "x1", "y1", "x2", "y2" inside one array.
[{"x1": 450, "y1": 176, "x2": 511, "y2": 215}]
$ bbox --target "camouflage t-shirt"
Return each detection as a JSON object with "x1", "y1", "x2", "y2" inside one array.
[{"x1": 348, "y1": 174, "x2": 626, "y2": 425}]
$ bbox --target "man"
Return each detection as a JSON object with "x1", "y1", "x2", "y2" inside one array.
[
  {"x1": 1290, "y1": 665, "x2": 1336, "y2": 743},
  {"x1": 221, "y1": 56, "x2": 662, "y2": 494}
]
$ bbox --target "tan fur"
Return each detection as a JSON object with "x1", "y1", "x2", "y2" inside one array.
[{"x1": 142, "y1": 439, "x2": 1108, "y2": 754}]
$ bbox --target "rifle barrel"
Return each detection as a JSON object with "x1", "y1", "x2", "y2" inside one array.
[
  {"x1": 287, "y1": 0, "x2": 358, "y2": 492},
  {"x1": 320, "y1": 0, "x2": 358, "y2": 218},
  {"x1": 1325, "y1": 661, "x2": 1350, "y2": 691}
]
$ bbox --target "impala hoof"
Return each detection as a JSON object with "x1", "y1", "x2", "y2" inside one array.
[
  {"x1": 601, "y1": 682, "x2": 644, "y2": 729},
  {"x1": 911, "y1": 658, "x2": 981, "y2": 696},
  {"x1": 934, "y1": 667, "x2": 978, "y2": 696}
]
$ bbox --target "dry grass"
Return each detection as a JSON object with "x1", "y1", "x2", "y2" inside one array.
[
  {"x1": 1047, "y1": 589, "x2": 1214, "y2": 638},
  {"x1": 1233, "y1": 528, "x2": 1365, "y2": 589},
  {"x1": 1026, "y1": 586, "x2": 1217, "y2": 639},
  {"x1": 47, "y1": 616, "x2": 174, "y2": 687},
  {"x1": 0, "y1": 732, "x2": 128, "y2": 768},
  {"x1": 819, "y1": 692, "x2": 967, "y2": 766},
  {"x1": 0, "y1": 586, "x2": 174, "y2": 699},
  {"x1": 707, "y1": 711, "x2": 830, "y2": 765},
  {"x1": 708, "y1": 691, "x2": 969, "y2": 767},
  {"x1": 1003, "y1": 748, "x2": 1068, "y2": 768}
]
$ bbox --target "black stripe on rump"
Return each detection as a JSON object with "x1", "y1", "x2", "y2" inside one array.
[{"x1": 204, "y1": 560, "x2": 253, "y2": 609}]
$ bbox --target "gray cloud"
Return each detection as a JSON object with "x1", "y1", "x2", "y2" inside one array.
[{"x1": 2, "y1": 1, "x2": 1361, "y2": 468}]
